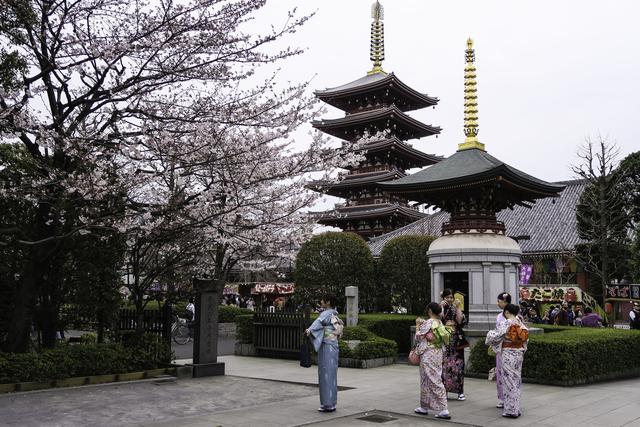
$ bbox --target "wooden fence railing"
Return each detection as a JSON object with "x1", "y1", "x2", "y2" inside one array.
[{"x1": 253, "y1": 310, "x2": 310, "y2": 355}]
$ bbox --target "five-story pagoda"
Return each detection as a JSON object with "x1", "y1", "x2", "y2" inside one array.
[
  {"x1": 380, "y1": 39, "x2": 565, "y2": 329},
  {"x1": 308, "y1": 1, "x2": 442, "y2": 239}
]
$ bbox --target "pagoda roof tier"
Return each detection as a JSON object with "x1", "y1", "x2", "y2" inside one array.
[
  {"x1": 313, "y1": 203, "x2": 427, "y2": 223},
  {"x1": 308, "y1": 170, "x2": 404, "y2": 198},
  {"x1": 359, "y1": 137, "x2": 443, "y2": 168},
  {"x1": 379, "y1": 148, "x2": 565, "y2": 208},
  {"x1": 312, "y1": 106, "x2": 441, "y2": 141},
  {"x1": 315, "y1": 72, "x2": 439, "y2": 113}
]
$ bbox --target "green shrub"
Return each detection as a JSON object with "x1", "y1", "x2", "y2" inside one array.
[
  {"x1": 338, "y1": 340, "x2": 353, "y2": 358},
  {"x1": 79, "y1": 332, "x2": 97, "y2": 344},
  {"x1": 218, "y1": 305, "x2": 252, "y2": 323},
  {"x1": 529, "y1": 323, "x2": 573, "y2": 333},
  {"x1": 467, "y1": 341, "x2": 495, "y2": 374},
  {"x1": 342, "y1": 326, "x2": 376, "y2": 341},
  {"x1": 235, "y1": 314, "x2": 254, "y2": 344},
  {"x1": 468, "y1": 328, "x2": 640, "y2": 385},
  {"x1": 358, "y1": 314, "x2": 417, "y2": 353},
  {"x1": 351, "y1": 337, "x2": 398, "y2": 359},
  {"x1": 523, "y1": 328, "x2": 640, "y2": 384},
  {"x1": 0, "y1": 339, "x2": 172, "y2": 384}
]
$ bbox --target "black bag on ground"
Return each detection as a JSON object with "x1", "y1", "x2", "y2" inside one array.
[{"x1": 300, "y1": 336, "x2": 312, "y2": 368}]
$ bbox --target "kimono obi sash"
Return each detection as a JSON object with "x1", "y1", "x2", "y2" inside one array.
[
  {"x1": 502, "y1": 323, "x2": 529, "y2": 349},
  {"x1": 323, "y1": 326, "x2": 338, "y2": 341}
]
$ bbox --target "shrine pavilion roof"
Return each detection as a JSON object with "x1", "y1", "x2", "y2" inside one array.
[
  {"x1": 363, "y1": 137, "x2": 442, "y2": 167},
  {"x1": 313, "y1": 202, "x2": 427, "y2": 222},
  {"x1": 315, "y1": 72, "x2": 439, "y2": 112},
  {"x1": 378, "y1": 147, "x2": 564, "y2": 201},
  {"x1": 312, "y1": 105, "x2": 441, "y2": 141},
  {"x1": 369, "y1": 180, "x2": 587, "y2": 257}
]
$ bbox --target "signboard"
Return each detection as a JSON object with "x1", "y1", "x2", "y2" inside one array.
[
  {"x1": 519, "y1": 285, "x2": 598, "y2": 308},
  {"x1": 606, "y1": 284, "x2": 640, "y2": 300},
  {"x1": 251, "y1": 283, "x2": 294, "y2": 295},
  {"x1": 519, "y1": 264, "x2": 533, "y2": 285}
]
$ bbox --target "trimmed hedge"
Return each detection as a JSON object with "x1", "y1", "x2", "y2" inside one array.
[
  {"x1": 0, "y1": 340, "x2": 171, "y2": 384},
  {"x1": 218, "y1": 305, "x2": 252, "y2": 323},
  {"x1": 341, "y1": 325, "x2": 376, "y2": 341},
  {"x1": 338, "y1": 326, "x2": 398, "y2": 360},
  {"x1": 468, "y1": 328, "x2": 640, "y2": 385},
  {"x1": 351, "y1": 337, "x2": 398, "y2": 359},
  {"x1": 358, "y1": 314, "x2": 417, "y2": 354},
  {"x1": 235, "y1": 314, "x2": 254, "y2": 344}
]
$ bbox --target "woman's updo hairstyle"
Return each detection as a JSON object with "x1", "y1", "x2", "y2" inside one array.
[
  {"x1": 427, "y1": 301, "x2": 442, "y2": 316},
  {"x1": 497, "y1": 292, "x2": 512, "y2": 304},
  {"x1": 504, "y1": 303, "x2": 520, "y2": 317}
]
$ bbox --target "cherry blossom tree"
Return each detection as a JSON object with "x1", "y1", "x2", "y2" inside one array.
[{"x1": 0, "y1": 0, "x2": 365, "y2": 352}]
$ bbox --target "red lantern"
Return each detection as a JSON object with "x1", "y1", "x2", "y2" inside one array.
[{"x1": 604, "y1": 302, "x2": 613, "y2": 314}]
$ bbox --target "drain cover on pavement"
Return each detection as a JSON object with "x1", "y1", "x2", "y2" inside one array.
[{"x1": 356, "y1": 414, "x2": 398, "y2": 423}]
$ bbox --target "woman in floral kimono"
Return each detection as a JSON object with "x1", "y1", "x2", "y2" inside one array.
[
  {"x1": 486, "y1": 303, "x2": 529, "y2": 418},
  {"x1": 440, "y1": 289, "x2": 467, "y2": 401},
  {"x1": 494, "y1": 292, "x2": 511, "y2": 408},
  {"x1": 305, "y1": 294, "x2": 343, "y2": 413},
  {"x1": 414, "y1": 302, "x2": 451, "y2": 420}
]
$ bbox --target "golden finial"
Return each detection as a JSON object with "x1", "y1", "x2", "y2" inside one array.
[
  {"x1": 458, "y1": 37, "x2": 486, "y2": 151},
  {"x1": 367, "y1": 1, "x2": 387, "y2": 76}
]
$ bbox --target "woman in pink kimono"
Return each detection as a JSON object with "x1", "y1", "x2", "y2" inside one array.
[
  {"x1": 486, "y1": 303, "x2": 529, "y2": 418},
  {"x1": 414, "y1": 302, "x2": 451, "y2": 420}
]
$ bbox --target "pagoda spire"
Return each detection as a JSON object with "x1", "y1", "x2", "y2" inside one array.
[
  {"x1": 458, "y1": 38, "x2": 485, "y2": 151},
  {"x1": 367, "y1": 1, "x2": 387, "y2": 76}
]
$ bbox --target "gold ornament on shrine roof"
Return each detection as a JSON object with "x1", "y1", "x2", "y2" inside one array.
[
  {"x1": 367, "y1": 1, "x2": 387, "y2": 76},
  {"x1": 458, "y1": 37, "x2": 486, "y2": 152}
]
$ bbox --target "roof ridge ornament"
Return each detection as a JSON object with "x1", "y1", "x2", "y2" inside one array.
[
  {"x1": 367, "y1": 1, "x2": 387, "y2": 76},
  {"x1": 458, "y1": 37, "x2": 486, "y2": 151}
]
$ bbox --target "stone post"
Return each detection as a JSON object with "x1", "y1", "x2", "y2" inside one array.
[
  {"x1": 192, "y1": 278, "x2": 225, "y2": 377},
  {"x1": 345, "y1": 286, "x2": 358, "y2": 327}
]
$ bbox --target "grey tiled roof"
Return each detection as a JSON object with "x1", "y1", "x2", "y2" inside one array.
[
  {"x1": 369, "y1": 179, "x2": 587, "y2": 257},
  {"x1": 379, "y1": 148, "x2": 564, "y2": 195}
]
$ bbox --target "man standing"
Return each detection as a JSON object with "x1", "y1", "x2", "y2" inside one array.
[{"x1": 629, "y1": 302, "x2": 640, "y2": 330}]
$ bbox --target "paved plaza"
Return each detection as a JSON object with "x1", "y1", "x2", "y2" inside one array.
[{"x1": 0, "y1": 356, "x2": 639, "y2": 427}]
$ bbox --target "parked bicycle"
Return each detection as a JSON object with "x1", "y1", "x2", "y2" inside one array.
[{"x1": 171, "y1": 316, "x2": 192, "y2": 345}]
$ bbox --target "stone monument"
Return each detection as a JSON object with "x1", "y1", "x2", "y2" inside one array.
[{"x1": 191, "y1": 278, "x2": 225, "y2": 377}]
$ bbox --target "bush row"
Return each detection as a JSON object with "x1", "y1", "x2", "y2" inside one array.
[
  {"x1": 357, "y1": 314, "x2": 417, "y2": 354},
  {"x1": 468, "y1": 328, "x2": 640, "y2": 385},
  {"x1": 339, "y1": 326, "x2": 398, "y2": 360},
  {"x1": 235, "y1": 314, "x2": 254, "y2": 344},
  {"x1": 0, "y1": 334, "x2": 172, "y2": 384}
]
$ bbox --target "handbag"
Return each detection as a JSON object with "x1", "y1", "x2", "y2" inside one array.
[
  {"x1": 299, "y1": 336, "x2": 312, "y2": 368},
  {"x1": 408, "y1": 345, "x2": 420, "y2": 365}
]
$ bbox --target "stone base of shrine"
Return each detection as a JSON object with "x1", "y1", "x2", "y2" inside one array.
[{"x1": 428, "y1": 231, "x2": 522, "y2": 330}]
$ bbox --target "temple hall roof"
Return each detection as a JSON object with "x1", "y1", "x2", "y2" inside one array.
[{"x1": 369, "y1": 179, "x2": 587, "y2": 257}]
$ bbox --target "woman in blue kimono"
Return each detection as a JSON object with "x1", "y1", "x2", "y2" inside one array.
[{"x1": 305, "y1": 294, "x2": 343, "y2": 412}]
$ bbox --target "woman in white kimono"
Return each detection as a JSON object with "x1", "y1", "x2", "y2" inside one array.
[
  {"x1": 486, "y1": 303, "x2": 529, "y2": 418},
  {"x1": 414, "y1": 302, "x2": 451, "y2": 420},
  {"x1": 494, "y1": 292, "x2": 511, "y2": 409},
  {"x1": 305, "y1": 294, "x2": 343, "y2": 412}
]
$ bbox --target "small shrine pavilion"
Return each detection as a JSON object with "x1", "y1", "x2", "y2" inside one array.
[
  {"x1": 380, "y1": 39, "x2": 565, "y2": 329},
  {"x1": 308, "y1": 1, "x2": 442, "y2": 239}
]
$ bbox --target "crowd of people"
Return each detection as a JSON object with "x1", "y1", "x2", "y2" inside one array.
[{"x1": 520, "y1": 301, "x2": 604, "y2": 327}]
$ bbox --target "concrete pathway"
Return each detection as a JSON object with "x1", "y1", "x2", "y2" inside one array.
[{"x1": 1, "y1": 356, "x2": 639, "y2": 427}]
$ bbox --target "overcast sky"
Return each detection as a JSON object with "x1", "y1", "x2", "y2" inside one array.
[{"x1": 249, "y1": 0, "x2": 639, "y2": 210}]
